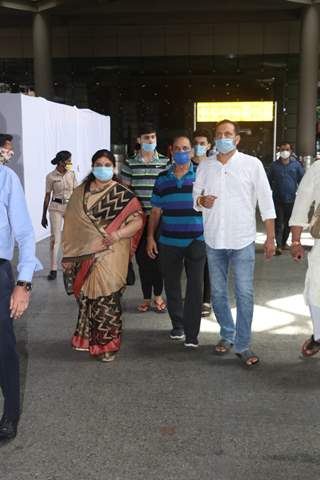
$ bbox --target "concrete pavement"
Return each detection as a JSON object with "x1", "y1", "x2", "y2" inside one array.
[{"x1": 0, "y1": 235, "x2": 320, "y2": 480}]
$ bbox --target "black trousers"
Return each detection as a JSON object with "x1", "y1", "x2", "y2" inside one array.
[
  {"x1": 159, "y1": 240, "x2": 206, "y2": 342},
  {"x1": 203, "y1": 260, "x2": 211, "y2": 304},
  {"x1": 136, "y1": 222, "x2": 163, "y2": 300},
  {"x1": 275, "y1": 201, "x2": 294, "y2": 248},
  {"x1": 0, "y1": 261, "x2": 20, "y2": 421}
]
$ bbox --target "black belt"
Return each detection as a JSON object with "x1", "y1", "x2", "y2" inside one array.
[{"x1": 52, "y1": 198, "x2": 68, "y2": 205}]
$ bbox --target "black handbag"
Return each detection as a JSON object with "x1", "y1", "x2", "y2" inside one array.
[{"x1": 126, "y1": 261, "x2": 136, "y2": 286}]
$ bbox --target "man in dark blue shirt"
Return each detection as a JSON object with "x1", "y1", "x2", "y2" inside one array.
[
  {"x1": 268, "y1": 142, "x2": 304, "y2": 255},
  {"x1": 147, "y1": 134, "x2": 205, "y2": 347}
]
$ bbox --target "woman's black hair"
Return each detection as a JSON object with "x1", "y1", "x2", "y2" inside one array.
[
  {"x1": 0, "y1": 133, "x2": 13, "y2": 147},
  {"x1": 83, "y1": 149, "x2": 117, "y2": 186},
  {"x1": 51, "y1": 150, "x2": 72, "y2": 166},
  {"x1": 91, "y1": 149, "x2": 115, "y2": 167}
]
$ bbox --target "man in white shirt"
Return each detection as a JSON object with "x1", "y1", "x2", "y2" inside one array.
[{"x1": 193, "y1": 119, "x2": 276, "y2": 367}]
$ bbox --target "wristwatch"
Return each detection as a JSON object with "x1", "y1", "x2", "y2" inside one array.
[{"x1": 16, "y1": 281, "x2": 32, "y2": 291}]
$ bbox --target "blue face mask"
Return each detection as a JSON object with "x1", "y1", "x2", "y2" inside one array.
[
  {"x1": 194, "y1": 145, "x2": 207, "y2": 157},
  {"x1": 215, "y1": 138, "x2": 236, "y2": 154},
  {"x1": 92, "y1": 166, "x2": 113, "y2": 182},
  {"x1": 142, "y1": 142, "x2": 157, "y2": 152},
  {"x1": 173, "y1": 151, "x2": 190, "y2": 165}
]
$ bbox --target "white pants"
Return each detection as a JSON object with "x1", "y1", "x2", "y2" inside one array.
[{"x1": 310, "y1": 303, "x2": 320, "y2": 341}]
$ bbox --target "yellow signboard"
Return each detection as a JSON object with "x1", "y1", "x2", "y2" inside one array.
[{"x1": 196, "y1": 101, "x2": 274, "y2": 122}]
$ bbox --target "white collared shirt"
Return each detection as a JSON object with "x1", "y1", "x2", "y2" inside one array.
[{"x1": 193, "y1": 150, "x2": 276, "y2": 250}]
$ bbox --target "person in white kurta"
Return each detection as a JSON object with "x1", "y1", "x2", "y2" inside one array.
[{"x1": 289, "y1": 160, "x2": 320, "y2": 355}]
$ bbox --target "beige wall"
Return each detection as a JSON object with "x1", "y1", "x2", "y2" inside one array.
[{"x1": 0, "y1": 21, "x2": 300, "y2": 58}]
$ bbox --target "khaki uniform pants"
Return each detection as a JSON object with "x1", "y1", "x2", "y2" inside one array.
[{"x1": 49, "y1": 209, "x2": 65, "y2": 271}]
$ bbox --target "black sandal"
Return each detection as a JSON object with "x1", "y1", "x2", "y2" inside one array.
[
  {"x1": 215, "y1": 339, "x2": 233, "y2": 355},
  {"x1": 236, "y1": 350, "x2": 260, "y2": 367},
  {"x1": 202, "y1": 303, "x2": 212, "y2": 317},
  {"x1": 301, "y1": 335, "x2": 320, "y2": 357}
]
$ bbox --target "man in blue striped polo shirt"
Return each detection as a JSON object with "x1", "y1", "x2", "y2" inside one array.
[
  {"x1": 147, "y1": 134, "x2": 206, "y2": 347},
  {"x1": 121, "y1": 123, "x2": 169, "y2": 313}
]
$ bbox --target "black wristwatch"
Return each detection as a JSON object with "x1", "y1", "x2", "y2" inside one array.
[{"x1": 16, "y1": 281, "x2": 32, "y2": 292}]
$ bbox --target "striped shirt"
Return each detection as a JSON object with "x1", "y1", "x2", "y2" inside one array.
[
  {"x1": 151, "y1": 163, "x2": 204, "y2": 247},
  {"x1": 121, "y1": 151, "x2": 169, "y2": 214}
]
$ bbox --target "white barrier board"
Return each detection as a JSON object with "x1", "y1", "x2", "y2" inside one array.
[{"x1": 0, "y1": 93, "x2": 110, "y2": 241}]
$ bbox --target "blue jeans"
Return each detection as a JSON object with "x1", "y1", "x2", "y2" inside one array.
[{"x1": 206, "y1": 243, "x2": 255, "y2": 353}]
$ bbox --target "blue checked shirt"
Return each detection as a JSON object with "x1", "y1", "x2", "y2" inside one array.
[{"x1": 0, "y1": 165, "x2": 42, "y2": 281}]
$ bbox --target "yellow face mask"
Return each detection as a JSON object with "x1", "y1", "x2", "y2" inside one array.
[{"x1": 65, "y1": 163, "x2": 73, "y2": 171}]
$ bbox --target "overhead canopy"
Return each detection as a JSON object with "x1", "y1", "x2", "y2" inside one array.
[{"x1": 0, "y1": 0, "x2": 315, "y2": 15}]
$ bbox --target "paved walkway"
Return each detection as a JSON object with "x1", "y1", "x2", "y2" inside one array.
[{"x1": 1, "y1": 235, "x2": 320, "y2": 480}]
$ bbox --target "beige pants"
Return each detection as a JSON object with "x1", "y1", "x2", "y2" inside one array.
[{"x1": 49, "y1": 209, "x2": 65, "y2": 271}]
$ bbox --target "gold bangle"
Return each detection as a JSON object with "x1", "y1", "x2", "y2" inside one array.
[
  {"x1": 291, "y1": 241, "x2": 301, "y2": 247},
  {"x1": 197, "y1": 196, "x2": 203, "y2": 207}
]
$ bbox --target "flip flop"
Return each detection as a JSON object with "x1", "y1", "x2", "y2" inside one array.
[
  {"x1": 137, "y1": 302, "x2": 151, "y2": 313},
  {"x1": 236, "y1": 350, "x2": 260, "y2": 367},
  {"x1": 214, "y1": 339, "x2": 233, "y2": 355},
  {"x1": 202, "y1": 303, "x2": 212, "y2": 317},
  {"x1": 301, "y1": 336, "x2": 320, "y2": 357},
  {"x1": 100, "y1": 352, "x2": 116, "y2": 362},
  {"x1": 154, "y1": 299, "x2": 167, "y2": 313}
]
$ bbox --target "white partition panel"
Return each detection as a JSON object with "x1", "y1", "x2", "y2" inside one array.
[
  {"x1": 0, "y1": 93, "x2": 110, "y2": 241},
  {"x1": 76, "y1": 108, "x2": 111, "y2": 181},
  {"x1": 0, "y1": 94, "x2": 24, "y2": 182}
]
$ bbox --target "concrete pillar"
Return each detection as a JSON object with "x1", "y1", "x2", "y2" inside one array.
[
  {"x1": 296, "y1": 5, "x2": 320, "y2": 165},
  {"x1": 32, "y1": 13, "x2": 53, "y2": 99}
]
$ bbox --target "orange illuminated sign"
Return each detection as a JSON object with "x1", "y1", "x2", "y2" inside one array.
[{"x1": 196, "y1": 101, "x2": 274, "y2": 122}]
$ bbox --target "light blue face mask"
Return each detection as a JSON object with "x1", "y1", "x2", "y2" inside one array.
[
  {"x1": 215, "y1": 138, "x2": 236, "y2": 154},
  {"x1": 92, "y1": 166, "x2": 113, "y2": 182},
  {"x1": 142, "y1": 142, "x2": 157, "y2": 152},
  {"x1": 194, "y1": 145, "x2": 207, "y2": 157}
]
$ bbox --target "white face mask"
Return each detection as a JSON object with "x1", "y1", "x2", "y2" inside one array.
[{"x1": 280, "y1": 150, "x2": 290, "y2": 160}]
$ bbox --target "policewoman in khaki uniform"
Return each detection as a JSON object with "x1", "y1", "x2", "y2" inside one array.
[{"x1": 41, "y1": 151, "x2": 77, "y2": 280}]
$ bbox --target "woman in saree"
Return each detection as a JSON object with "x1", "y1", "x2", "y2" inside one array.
[{"x1": 62, "y1": 149, "x2": 144, "y2": 362}]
